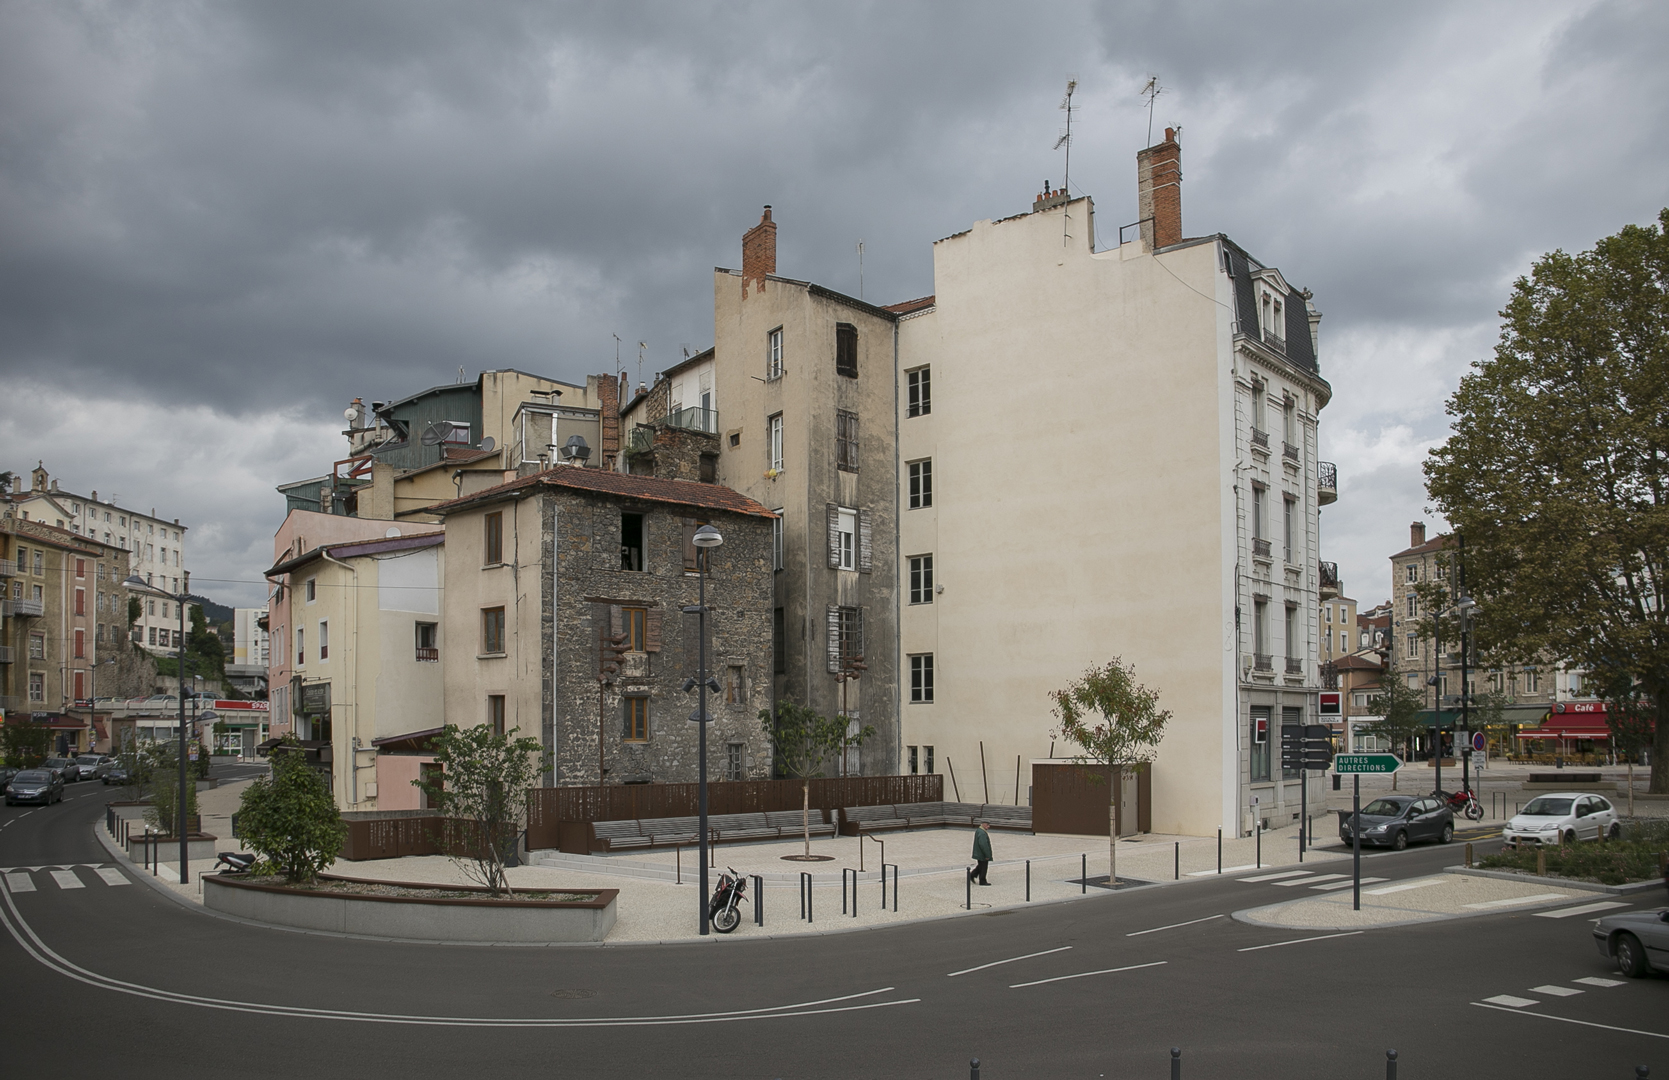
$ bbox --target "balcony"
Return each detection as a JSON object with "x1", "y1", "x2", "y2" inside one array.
[
  {"x1": 415, "y1": 647, "x2": 439, "y2": 663},
  {"x1": 664, "y1": 406, "x2": 719, "y2": 435},
  {"x1": 1253, "y1": 538, "x2": 1272, "y2": 560},
  {"x1": 0, "y1": 645, "x2": 12, "y2": 664},
  {"x1": 0, "y1": 559, "x2": 15, "y2": 577},
  {"x1": 1250, "y1": 428, "x2": 1270, "y2": 451},
  {"x1": 1320, "y1": 560, "x2": 1340, "y2": 599},
  {"x1": 1254, "y1": 654, "x2": 1273, "y2": 672},
  {"x1": 13, "y1": 598, "x2": 43, "y2": 617},
  {"x1": 1282, "y1": 441, "x2": 1300, "y2": 463},
  {"x1": 1318, "y1": 460, "x2": 1337, "y2": 505},
  {"x1": 1262, "y1": 326, "x2": 1286, "y2": 353},
  {"x1": 1286, "y1": 657, "x2": 1303, "y2": 676}
]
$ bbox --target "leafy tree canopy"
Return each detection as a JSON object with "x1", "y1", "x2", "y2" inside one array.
[
  {"x1": 1424, "y1": 208, "x2": 1669, "y2": 792},
  {"x1": 413, "y1": 723, "x2": 548, "y2": 896},
  {"x1": 237, "y1": 737, "x2": 347, "y2": 883}
]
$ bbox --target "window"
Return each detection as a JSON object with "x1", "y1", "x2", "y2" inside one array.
[
  {"x1": 622, "y1": 607, "x2": 647, "y2": 652},
  {"x1": 33, "y1": 550, "x2": 43, "y2": 574},
  {"x1": 306, "y1": 578, "x2": 317, "y2": 602},
  {"x1": 1253, "y1": 600, "x2": 1268, "y2": 658},
  {"x1": 96, "y1": 624, "x2": 104, "y2": 643},
  {"x1": 828, "y1": 605, "x2": 864, "y2": 672},
  {"x1": 771, "y1": 511, "x2": 784, "y2": 571},
  {"x1": 910, "y1": 654, "x2": 934, "y2": 703},
  {"x1": 484, "y1": 512, "x2": 504, "y2": 565},
  {"x1": 75, "y1": 588, "x2": 85, "y2": 616},
  {"x1": 74, "y1": 629, "x2": 84, "y2": 659},
  {"x1": 296, "y1": 627, "x2": 305, "y2": 666},
  {"x1": 1283, "y1": 397, "x2": 1297, "y2": 447},
  {"x1": 481, "y1": 607, "x2": 507, "y2": 654},
  {"x1": 773, "y1": 608, "x2": 786, "y2": 674},
  {"x1": 75, "y1": 558, "x2": 85, "y2": 578},
  {"x1": 28, "y1": 672, "x2": 44, "y2": 702},
  {"x1": 1405, "y1": 563, "x2": 1419, "y2": 583},
  {"x1": 488, "y1": 695, "x2": 506, "y2": 737},
  {"x1": 1406, "y1": 634, "x2": 1419, "y2": 658},
  {"x1": 620, "y1": 513, "x2": 644, "y2": 572},
  {"x1": 906, "y1": 367, "x2": 931, "y2": 417},
  {"x1": 1284, "y1": 606, "x2": 1298, "y2": 661},
  {"x1": 699, "y1": 453, "x2": 717, "y2": 483},
  {"x1": 835, "y1": 322, "x2": 857, "y2": 377},
  {"x1": 420, "y1": 763, "x2": 443, "y2": 810},
  {"x1": 836, "y1": 508, "x2": 856, "y2": 570},
  {"x1": 28, "y1": 633, "x2": 45, "y2": 660},
  {"x1": 767, "y1": 327, "x2": 783, "y2": 379},
  {"x1": 836, "y1": 410, "x2": 859, "y2": 472},
  {"x1": 909, "y1": 555, "x2": 934, "y2": 604},
  {"x1": 1324, "y1": 605, "x2": 1332, "y2": 624},
  {"x1": 925, "y1": 745, "x2": 935, "y2": 773},
  {"x1": 1282, "y1": 496, "x2": 1296, "y2": 563},
  {"x1": 726, "y1": 743, "x2": 744, "y2": 781},
  {"x1": 682, "y1": 519, "x2": 712, "y2": 571},
  {"x1": 1406, "y1": 594, "x2": 1418, "y2": 618},
  {"x1": 908, "y1": 459, "x2": 933, "y2": 509},
  {"x1": 1280, "y1": 708, "x2": 1303, "y2": 779},
  {"x1": 415, "y1": 622, "x2": 438, "y2": 661},
  {"x1": 767, "y1": 414, "x2": 784, "y2": 472},
  {"x1": 1252, "y1": 483, "x2": 1267, "y2": 540},
  {"x1": 318, "y1": 620, "x2": 329, "y2": 661},
  {"x1": 908, "y1": 746, "x2": 919, "y2": 774},
  {"x1": 1435, "y1": 560, "x2": 1448, "y2": 581},
  {"x1": 725, "y1": 665, "x2": 744, "y2": 705},
  {"x1": 1251, "y1": 378, "x2": 1267, "y2": 435},
  {"x1": 1250, "y1": 707, "x2": 1271, "y2": 781},
  {"x1": 1524, "y1": 668, "x2": 1539, "y2": 694},
  {"x1": 623, "y1": 696, "x2": 648, "y2": 742}
]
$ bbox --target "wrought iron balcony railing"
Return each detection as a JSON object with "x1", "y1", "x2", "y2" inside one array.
[
  {"x1": 1286, "y1": 657, "x2": 1303, "y2": 675},
  {"x1": 1254, "y1": 654, "x2": 1273, "y2": 672},
  {"x1": 1283, "y1": 442, "x2": 1300, "y2": 462},
  {"x1": 1250, "y1": 428, "x2": 1269, "y2": 450},
  {"x1": 1253, "y1": 538, "x2": 1272, "y2": 559},
  {"x1": 1262, "y1": 326, "x2": 1286, "y2": 353}
]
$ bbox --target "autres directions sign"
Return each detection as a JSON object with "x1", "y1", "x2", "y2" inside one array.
[{"x1": 1333, "y1": 753, "x2": 1401, "y2": 775}]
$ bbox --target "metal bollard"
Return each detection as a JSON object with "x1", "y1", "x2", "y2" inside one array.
[
  {"x1": 1081, "y1": 853, "x2": 1087, "y2": 894},
  {"x1": 1171, "y1": 1047, "x2": 1181, "y2": 1080},
  {"x1": 1465, "y1": 842, "x2": 1474, "y2": 868},
  {"x1": 800, "y1": 872, "x2": 813, "y2": 922},
  {"x1": 1217, "y1": 829, "x2": 1222, "y2": 873},
  {"x1": 1025, "y1": 859, "x2": 1031, "y2": 902},
  {"x1": 1256, "y1": 823, "x2": 1262, "y2": 868},
  {"x1": 970, "y1": 1057, "x2": 980, "y2": 1080},
  {"x1": 752, "y1": 875, "x2": 764, "y2": 927},
  {"x1": 1174, "y1": 842, "x2": 1180, "y2": 881},
  {"x1": 1386, "y1": 1049, "x2": 1397, "y2": 1080},
  {"x1": 843, "y1": 867, "x2": 857, "y2": 917},
  {"x1": 882, "y1": 863, "x2": 899, "y2": 911},
  {"x1": 967, "y1": 865, "x2": 973, "y2": 910},
  {"x1": 1635, "y1": 1066, "x2": 1649, "y2": 1078}
]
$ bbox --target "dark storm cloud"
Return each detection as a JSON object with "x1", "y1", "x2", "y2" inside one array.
[{"x1": 1, "y1": 1, "x2": 1665, "y2": 603}]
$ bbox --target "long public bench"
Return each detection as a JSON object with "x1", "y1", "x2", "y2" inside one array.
[
  {"x1": 838, "y1": 802, "x2": 1033, "y2": 836},
  {"x1": 579, "y1": 809, "x2": 837, "y2": 852}
]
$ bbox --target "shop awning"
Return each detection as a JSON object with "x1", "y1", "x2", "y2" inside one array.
[
  {"x1": 1516, "y1": 717, "x2": 1611, "y2": 740},
  {"x1": 371, "y1": 726, "x2": 444, "y2": 754}
]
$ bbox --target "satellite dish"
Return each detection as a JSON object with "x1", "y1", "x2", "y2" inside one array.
[
  {"x1": 384, "y1": 527, "x2": 401, "y2": 538},
  {"x1": 480, "y1": 436, "x2": 495, "y2": 453},
  {"x1": 420, "y1": 422, "x2": 448, "y2": 446}
]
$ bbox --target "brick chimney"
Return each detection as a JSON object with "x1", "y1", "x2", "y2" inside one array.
[
  {"x1": 598, "y1": 371, "x2": 621, "y2": 469},
  {"x1": 1410, "y1": 521, "x2": 1426, "y2": 548},
  {"x1": 742, "y1": 206, "x2": 776, "y2": 298},
  {"x1": 1136, "y1": 128, "x2": 1183, "y2": 250}
]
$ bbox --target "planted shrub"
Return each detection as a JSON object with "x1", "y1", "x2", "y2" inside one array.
[{"x1": 236, "y1": 738, "x2": 347, "y2": 884}]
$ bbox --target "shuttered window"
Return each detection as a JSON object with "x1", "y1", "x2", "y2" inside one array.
[
  {"x1": 827, "y1": 605, "x2": 863, "y2": 672},
  {"x1": 825, "y1": 504, "x2": 871, "y2": 572},
  {"x1": 835, "y1": 323, "x2": 858, "y2": 378},
  {"x1": 609, "y1": 604, "x2": 662, "y2": 653},
  {"x1": 836, "y1": 410, "x2": 859, "y2": 472}
]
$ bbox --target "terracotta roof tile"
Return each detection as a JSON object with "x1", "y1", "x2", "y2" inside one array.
[
  {"x1": 428, "y1": 467, "x2": 777, "y2": 519},
  {"x1": 882, "y1": 295, "x2": 935, "y2": 314},
  {"x1": 1390, "y1": 534, "x2": 1456, "y2": 559}
]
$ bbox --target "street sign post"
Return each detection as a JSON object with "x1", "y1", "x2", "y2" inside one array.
[
  {"x1": 1336, "y1": 753, "x2": 1402, "y2": 909},
  {"x1": 1334, "y1": 753, "x2": 1401, "y2": 774}
]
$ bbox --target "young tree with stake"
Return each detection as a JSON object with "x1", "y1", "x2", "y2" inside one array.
[
  {"x1": 759, "y1": 701, "x2": 870, "y2": 858},
  {"x1": 413, "y1": 723, "x2": 550, "y2": 897}
]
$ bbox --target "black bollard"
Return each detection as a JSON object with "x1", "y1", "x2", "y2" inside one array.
[
  {"x1": 1170, "y1": 1047, "x2": 1181, "y2": 1080},
  {"x1": 970, "y1": 1057, "x2": 980, "y2": 1080},
  {"x1": 1386, "y1": 1049, "x2": 1398, "y2": 1080}
]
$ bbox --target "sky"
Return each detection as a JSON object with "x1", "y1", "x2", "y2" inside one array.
[{"x1": 2, "y1": 1, "x2": 1665, "y2": 611}]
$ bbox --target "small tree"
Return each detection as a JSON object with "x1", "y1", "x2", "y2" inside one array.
[
  {"x1": 1049, "y1": 659, "x2": 1171, "y2": 883},
  {"x1": 759, "y1": 701, "x2": 866, "y2": 858},
  {"x1": 1604, "y1": 675, "x2": 1657, "y2": 816},
  {"x1": 113, "y1": 737, "x2": 160, "y2": 802},
  {"x1": 1364, "y1": 666, "x2": 1428, "y2": 789},
  {"x1": 143, "y1": 745, "x2": 200, "y2": 836},
  {"x1": 1, "y1": 720, "x2": 52, "y2": 769},
  {"x1": 237, "y1": 738, "x2": 347, "y2": 883},
  {"x1": 412, "y1": 724, "x2": 549, "y2": 897}
]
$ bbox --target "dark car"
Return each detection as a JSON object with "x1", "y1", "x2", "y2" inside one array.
[
  {"x1": 43, "y1": 756, "x2": 82, "y2": 782},
  {"x1": 0, "y1": 767, "x2": 18, "y2": 791},
  {"x1": 102, "y1": 763, "x2": 135, "y2": 786},
  {"x1": 1594, "y1": 908, "x2": 1669, "y2": 978},
  {"x1": 76, "y1": 754, "x2": 113, "y2": 781},
  {"x1": 5, "y1": 769, "x2": 66, "y2": 806},
  {"x1": 1340, "y1": 795, "x2": 1455, "y2": 850}
]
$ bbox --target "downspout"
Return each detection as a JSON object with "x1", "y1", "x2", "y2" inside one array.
[
  {"x1": 891, "y1": 317, "x2": 903, "y2": 778},
  {"x1": 320, "y1": 550, "x2": 360, "y2": 806}
]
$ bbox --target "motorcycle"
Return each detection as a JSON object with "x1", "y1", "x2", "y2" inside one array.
[
  {"x1": 214, "y1": 852, "x2": 257, "y2": 874},
  {"x1": 708, "y1": 867, "x2": 748, "y2": 933},
  {"x1": 1438, "y1": 788, "x2": 1484, "y2": 821}
]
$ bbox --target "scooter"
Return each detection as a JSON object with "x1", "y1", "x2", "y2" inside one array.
[
  {"x1": 708, "y1": 867, "x2": 747, "y2": 933},
  {"x1": 1438, "y1": 788, "x2": 1484, "y2": 821},
  {"x1": 214, "y1": 852, "x2": 257, "y2": 874}
]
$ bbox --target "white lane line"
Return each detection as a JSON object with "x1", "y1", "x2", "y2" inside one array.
[
  {"x1": 1239, "y1": 870, "x2": 1313, "y2": 883},
  {"x1": 1471, "y1": 1001, "x2": 1669, "y2": 1040},
  {"x1": 1009, "y1": 960, "x2": 1167, "y2": 988},
  {"x1": 95, "y1": 868, "x2": 129, "y2": 887},
  {"x1": 1364, "y1": 878, "x2": 1443, "y2": 896},
  {"x1": 1187, "y1": 865, "x2": 1260, "y2": 877},
  {"x1": 1573, "y1": 977, "x2": 1626, "y2": 988},
  {"x1": 1482, "y1": 995, "x2": 1539, "y2": 1008},
  {"x1": 1534, "y1": 901, "x2": 1630, "y2": 919},
  {"x1": 4, "y1": 873, "x2": 35, "y2": 894},
  {"x1": 1272, "y1": 873, "x2": 1347, "y2": 887},
  {"x1": 1464, "y1": 893, "x2": 1571, "y2": 910},
  {"x1": 946, "y1": 946, "x2": 1072, "y2": 977},
  {"x1": 1529, "y1": 985, "x2": 1582, "y2": 997},
  {"x1": 49, "y1": 870, "x2": 84, "y2": 890},
  {"x1": 1127, "y1": 914, "x2": 1224, "y2": 937},
  {"x1": 1312, "y1": 878, "x2": 1385, "y2": 892},
  {"x1": 1238, "y1": 931, "x2": 1364, "y2": 953}
]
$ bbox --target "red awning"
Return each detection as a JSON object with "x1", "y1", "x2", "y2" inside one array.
[{"x1": 1517, "y1": 717, "x2": 1611, "y2": 740}]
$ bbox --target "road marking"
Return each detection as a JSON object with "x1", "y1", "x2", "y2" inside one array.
[
  {"x1": 1482, "y1": 995, "x2": 1539, "y2": 1007},
  {"x1": 4, "y1": 873, "x2": 35, "y2": 894},
  {"x1": 1272, "y1": 873, "x2": 1347, "y2": 887},
  {"x1": 1312, "y1": 878, "x2": 1385, "y2": 891},
  {"x1": 1534, "y1": 901, "x2": 1630, "y2": 919},
  {"x1": 1364, "y1": 878, "x2": 1442, "y2": 895},
  {"x1": 1126, "y1": 914, "x2": 1224, "y2": 937},
  {"x1": 1009, "y1": 960, "x2": 1167, "y2": 988},
  {"x1": 1187, "y1": 865, "x2": 1259, "y2": 877},
  {"x1": 1529, "y1": 985, "x2": 1582, "y2": 997},
  {"x1": 1463, "y1": 893, "x2": 1570, "y2": 910},
  {"x1": 1237, "y1": 931, "x2": 1364, "y2": 952},
  {"x1": 1573, "y1": 976, "x2": 1626, "y2": 988},
  {"x1": 1471, "y1": 1001, "x2": 1669, "y2": 1040},
  {"x1": 946, "y1": 946, "x2": 1072, "y2": 977},
  {"x1": 49, "y1": 870, "x2": 84, "y2": 890},
  {"x1": 1240, "y1": 870, "x2": 1312, "y2": 883},
  {"x1": 95, "y1": 868, "x2": 129, "y2": 887}
]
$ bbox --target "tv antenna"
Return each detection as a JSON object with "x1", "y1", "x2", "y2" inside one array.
[
  {"x1": 1141, "y1": 76, "x2": 1164, "y2": 145},
  {"x1": 857, "y1": 240, "x2": 865, "y2": 300},
  {"x1": 613, "y1": 333, "x2": 621, "y2": 378},
  {"x1": 638, "y1": 342, "x2": 647, "y2": 388},
  {"x1": 1054, "y1": 78, "x2": 1077, "y2": 196}
]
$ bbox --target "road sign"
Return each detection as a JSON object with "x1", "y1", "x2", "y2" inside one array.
[
  {"x1": 1472, "y1": 731, "x2": 1486, "y2": 752},
  {"x1": 1318, "y1": 691, "x2": 1341, "y2": 716},
  {"x1": 1334, "y1": 753, "x2": 1401, "y2": 774}
]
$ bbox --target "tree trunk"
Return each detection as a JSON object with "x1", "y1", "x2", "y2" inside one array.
[
  {"x1": 1108, "y1": 767, "x2": 1119, "y2": 883},
  {"x1": 1651, "y1": 693, "x2": 1668, "y2": 796},
  {"x1": 803, "y1": 780, "x2": 812, "y2": 858}
]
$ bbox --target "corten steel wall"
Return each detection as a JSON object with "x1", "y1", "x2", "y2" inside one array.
[
  {"x1": 338, "y1": 816, "x2": 506, "y2": 861},
  {"x1": 1030, "y1": 764, "x2": 1152, "y2": 837},
  {"x1": 525, "y1": 774, "x2": 943, "y2": 849}
]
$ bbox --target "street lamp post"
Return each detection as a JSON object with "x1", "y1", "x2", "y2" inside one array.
[
  {"x1": 126, "y1": 575, "x2": 190, "y2": 883},
  {"x1": 686, "y1": 524, "x2": 724, "y2": 936}
]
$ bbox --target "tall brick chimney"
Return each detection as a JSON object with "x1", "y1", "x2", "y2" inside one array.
[
  {"x1": 1136, "y1": 128, "x2": 1183, "y2": 250},
  {"x1": 598, "y1": 371, "x2": 621, "y2": 469},
  {"x1": 742, "y1": 205, "x2": 776, "y2": 297},
  {"x1": 1410, "y1": 521, "x2": 1426, "y2": 548}
]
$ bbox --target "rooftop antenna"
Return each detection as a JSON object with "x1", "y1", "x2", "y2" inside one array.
[
  {"x1": 613, "y1": 333, "x2": 622, "y2": 379},
  {"x1": 1054, "y1": 77, "x2": 1077, "y2": 245},
  {"x1": 457, "y1": 365, "x2": 466, "y2": 384},
  {"x1": 857, "y1": 240, "x2": 865, "y2": 300},
  {"x1": 638, "y1": 342, "x2": 647, "y2": 388},
  {"x1": 1141, "y1": 75, "x2": 1164, "y2": 146}
]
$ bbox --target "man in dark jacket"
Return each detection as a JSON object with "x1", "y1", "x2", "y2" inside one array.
[{"x1": 969, "y1": 822, "x2": 993, "y2": 886}]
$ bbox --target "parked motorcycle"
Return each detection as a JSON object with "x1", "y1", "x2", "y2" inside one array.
[
  {"x1": 708, "y1": 867, "x2": 748, "y2": 933},
  {"x1": 1438, "y1": 788, "x2": 1484, "y2": 821},
  {"x1": 214, "y1": 852, "x2": 257, "y2": 874}
]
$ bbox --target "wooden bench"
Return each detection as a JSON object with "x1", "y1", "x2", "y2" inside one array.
[
  {"x1": 977, "y1": 804, "x2": 1034, "y2": 831},
  {"x1": 765, "y1": 809, "x2": 836, "y2": 838},
  {"x1": 591, "y1": 820, "x2": 652, "y2": 851},
  {"x1": 707, "y1": 812, "x2": 779, "y2": 842},
  {"x1": 839, "y1": 804, "x2": 909, "y2": 836}
]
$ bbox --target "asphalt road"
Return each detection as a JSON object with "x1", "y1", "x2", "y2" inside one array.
[{"x1": 2, "y1": 775, "x2": 1663, "y2": 1079}]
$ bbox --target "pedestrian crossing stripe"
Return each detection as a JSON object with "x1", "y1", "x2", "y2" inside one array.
[
  {"x1": 49, "y1": 870, "x2": 84, "y2": 890},
  {"x1": 0, "y1": 863, "x2": 112, "y2": 873},
  {"x1": 2, "y1": 866, "x2": 128, "y2": 892}
]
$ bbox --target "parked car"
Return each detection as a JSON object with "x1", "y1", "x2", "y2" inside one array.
[
  {"x1": 1340, "y1": 795, "x2": 1455, "y2": 850},
  {"x1": 43, "y1": 756, "x2": 82, "y2": 782},
  {"x1": 5, "y1": 769, "x2": 65, "y2": 805},
  {"x1": 1594, "y1": 907, "x2": 1669, "y2": 977},
  {"x1": 102, "y1": 763, "x2": 135, "y2": 786},
  {"x1": 1503, "y1": 793, "x2": 1621, "y2": 847},
  {"x1": 75, "y1": 754, "x2": 113, "y2": 781},
  {"x1": 0, "y1": 767, "x2": 18, "y2": 791}
]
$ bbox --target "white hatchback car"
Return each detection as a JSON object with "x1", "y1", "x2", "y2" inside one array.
[{"x1": 1503, "y1": 792, "x2": 1621, "y2": 847}]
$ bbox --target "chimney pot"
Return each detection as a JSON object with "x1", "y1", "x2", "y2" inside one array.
[{"x1": 1410, "y1": 521, "x2": 1426, "y2": 547}]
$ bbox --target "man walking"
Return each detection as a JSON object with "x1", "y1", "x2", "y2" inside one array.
[{"x1": 969, "y1": 822, "x2": 993, "y2": 886}]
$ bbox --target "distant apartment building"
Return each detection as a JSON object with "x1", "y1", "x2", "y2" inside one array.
[
  {"x1": 1320, "y1": 594, "x2": 1358, "y2": 665},
  {"x1": 13, "y1": 463, "x2": 188, "y2": 598}
]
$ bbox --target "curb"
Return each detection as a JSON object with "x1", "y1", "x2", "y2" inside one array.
[{"x1": 1446, "y1": 864, "x2": 1669, "y2": 897}]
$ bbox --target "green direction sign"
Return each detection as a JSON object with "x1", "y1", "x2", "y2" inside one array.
[{"x1": 1333, "y1": 753, "x2": 1401, "y2": 775}]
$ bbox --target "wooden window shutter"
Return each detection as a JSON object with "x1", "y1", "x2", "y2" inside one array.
[
  {"x1": 645, "y1": 606, "x2": 664, "y2": 652},
  {"x1": 609, "y1": 605, "x2": 624, "y2": 641},
  {"x1": 682, "y1": 519, "x2": 699, "y2": 571},
  {"x1": 826, "y1": 605, "x2": 841, "y2": 673},
  {"x1": 858, "y1": 508, "x2": 873, "y2": 573},
  {"x1": 825, "y1": 503, "x2": 841, "y2": 568}
]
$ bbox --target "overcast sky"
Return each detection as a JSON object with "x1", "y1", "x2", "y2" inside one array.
[{"x1": 2, "y1": 1, "x2": 1665, "y2": 611}]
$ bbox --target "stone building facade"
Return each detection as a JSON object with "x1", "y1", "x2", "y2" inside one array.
[{"x1": 431, "y1": 465, "x2": 776, "y2": 786}]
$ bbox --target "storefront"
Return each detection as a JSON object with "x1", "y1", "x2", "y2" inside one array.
[{"x1": 1515, "y1": 702, "x2": 1612, "y2": 760}]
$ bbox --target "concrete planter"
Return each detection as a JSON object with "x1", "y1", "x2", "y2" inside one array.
[
  {"x1": 126, "y1": 834, "x2": 219, "y2": 863},
  {"x1": 203, "y1": 873, "x2": 618, "y2": 943}
]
